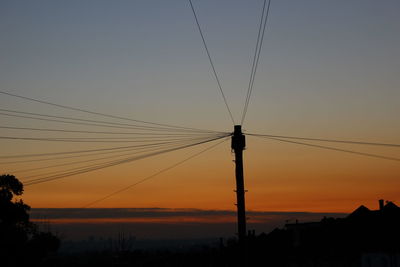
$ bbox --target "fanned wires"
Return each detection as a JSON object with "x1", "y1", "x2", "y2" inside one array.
[
  {"x1": 250, "y1": 133, "x2": 400, "y2": 162},
  {"x1": 83, "y1": 137, "x2": 229, "y2": 208},
  {"x1": 187, "y1": 0, "x2": 235, "y2": 125},
  {"x1": 22, "y1": 134, "x2": 229, "y2": 186},
  {"x1": 241, "y1": 0, "x2": 272, "y2": 125},
  {"x1": 0, "y1": 90, "x2": 230, "y2": 187}
]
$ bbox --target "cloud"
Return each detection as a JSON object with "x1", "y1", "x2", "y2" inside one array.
[
  {"x1": 30, "y1": 208, "x2": 346, "y2": 224},
  {"x1": 30, "y1": 208, "x2": 347, "y2": 240},
  {"x1": 31, "y1": 208, "x2": 234, "y2": 219}
]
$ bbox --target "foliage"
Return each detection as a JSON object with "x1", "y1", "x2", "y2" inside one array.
[{"x1": 0, "y1": 174, "x2": 60, "y2": 267}]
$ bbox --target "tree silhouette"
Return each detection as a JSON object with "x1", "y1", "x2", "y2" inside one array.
[{"x1": 0, "y1": 174, "x2": 60, "y2": 267}]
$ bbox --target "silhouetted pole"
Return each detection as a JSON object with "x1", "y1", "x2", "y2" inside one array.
[{"x1": 231, "y1": 125, "x2": 247, "y2": 244}]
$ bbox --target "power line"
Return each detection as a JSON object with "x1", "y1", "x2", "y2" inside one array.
[
  {"x1": 0, "y1": 134, "x2": 227, "y2": 143},
  {"x1": 24, "y1": 135, "x2": 229, "y2": 186},
  {"x1": 17, "y1": 135, "x2": 228, "y2": 178},
  {"x1": 241, "y1": 0, "x2": 272, "y2": 125},
  {"x1": 187, "y1": 0, "x2": 235, "y2": 125},
  {"x1": 3, "y1": 136, "x2": 221, "y2": 140},
  {"x1": 0, "y1": 136, "x2": 227, "y2": 159},
  {"x1": 83, "y1": 138, "x2": 228, "y2": 208},
  {"x1": 9, "y1": 137, "x2": 224, "y2": 173},
  {"x1": 241, "y1": 0, "x2": 267, "y2": 125},
  {"x1": 248, "y1": 133, "x2": 400, "y2": 148},
  {"x1": 0, "y1": 112, "x2": 184, "y2": 132},
  {"x1": 0, "y1": 112, "x2": 227, "y2": 134},
  {"x1": 0, "y1": 126, "x2": 226, "y2": 136},
  {"x1": 0, "y1": 147, "x2": 146, "y2": 164},
  {"x1": 1, "y1": 138, "x2": 222, "y2": 164},
  {"x1": 0, "y1": 109, "x2": 221, "y2": 133},
  {"x1": 21, "y1": 138, "x2": 219, "y2": 179},
  {"x1": 23, "y1": 136, "x2": 223, "y2": 182},
  {"x1": 9, "y1": 145, "x2": 188, "y2": 173},
  {"x1": 0, "y1": 144, "x2": 142, "y2": 159},
  {"x1": 19, "y1": 150, "x2": 155, "y2": 178},
  {"x1": 256, "y1": 136, "x2": 400, "y2": 162},
  {"x1": 0, "y1": 90, "x2": 219, "y2": 133}
]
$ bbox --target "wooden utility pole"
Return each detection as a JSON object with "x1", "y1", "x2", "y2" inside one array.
[{"x1": 231, "y1": 125, "x2": 247, "y2": 244}]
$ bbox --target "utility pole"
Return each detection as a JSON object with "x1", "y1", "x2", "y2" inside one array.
[{"x1": 231, "y1": 125, "x2": 247, "y2": 244}]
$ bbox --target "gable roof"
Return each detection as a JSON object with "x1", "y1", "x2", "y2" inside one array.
[{"x1": 347, "y1": 205, "x2": 370, "y2": 219}]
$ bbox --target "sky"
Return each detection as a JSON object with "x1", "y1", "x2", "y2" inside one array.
[{"x1": 1, "y1": 0, "x2": 400, "y2": 224}]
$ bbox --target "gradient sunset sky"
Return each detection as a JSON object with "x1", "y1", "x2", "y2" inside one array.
[{"x1": 1, "y1": 0, "x2": 399, "y2": 213}]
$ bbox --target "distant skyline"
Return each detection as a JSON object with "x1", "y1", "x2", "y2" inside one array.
[
  {"x1": 1, "y1": 0, "x2": 399, "y2": 212},
  {"x1": 31, "y1": 207, "x2": 347, "y2": 240}
]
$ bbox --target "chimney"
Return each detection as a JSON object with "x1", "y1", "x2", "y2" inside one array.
[{"x1": 379, "y1": 199, "x2": 384, "y2": 211}]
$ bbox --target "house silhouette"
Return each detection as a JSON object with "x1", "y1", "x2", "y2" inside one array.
[{"x1": 246, "y1": 200, "x2": 400, "y2": 267}]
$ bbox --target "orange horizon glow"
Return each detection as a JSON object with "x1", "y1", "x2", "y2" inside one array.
[{"x1": 11, "y1": 135, "x2": 397, "y2": 214}]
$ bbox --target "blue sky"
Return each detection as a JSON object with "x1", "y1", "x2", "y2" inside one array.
[{"x1": 2, "y1": 0, "x2": 399, "y2": 131}]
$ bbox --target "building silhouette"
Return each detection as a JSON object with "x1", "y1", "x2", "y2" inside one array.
[{"x1": 247, "y1": 200, "x2": 400, "y2": 266}]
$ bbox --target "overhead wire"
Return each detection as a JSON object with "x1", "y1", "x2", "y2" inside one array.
[
  {"x1": 247, "y1": 133, "x2": 400, "y2": 148},
  {"x1": 187, "y1": 0, "x2": 235, "y2": 125},
  {"x1": 254, "y1": 135, "x2": 400, "y2": 162},
  {"x1": 8, "y1": 136, "x2": 229, "y2": 173},
  {"x1": 241, "y1": 0, "x2": 272, "y2": 125},
  {"x1": 21, "y1": 141, "x2": 210, "y2": 179},
  {"x1": 8, "y1": 147, "x2": 179, "y2": 173},
  {"x1": 1, "y1": 136, "x2": 221, "y2": 140},
  {"x1": 0, "y1": 90, "x2": 218, "y2": 133},
  {"x1": 23, "y1": 146, "x2": 191, "y2": 185},
  {"x1": 241, "y1": 0, "x2": 267, "y2": 125},
  {"x1": 0, "y1": 109, "x2": 222, "y2": 133},
  {"x1": 21, "y1": 151, "x2": 156, "y2": 179},
  {"x1": 0, "y1": 126, "x2": 226, "y2": 136},
  {"x1": 24, "y1": 134, "x2": 229, "y2": 186},
  {"x1": 0, "y1": 134, "x2": 228, "y2": 143},
  {"x1": 0, "y1": 134, "x2": 228, "y2": 159},
  {"x1": 16, "y1": 135, "x2": 228, "y2": 177},
  {"x1": 0, "y1": 136, "x2": 227, "y2": 165},
  {"x1": 0, "y1": 112, "x2": 191, "y2": 132},
  {"x1": 1, "y1": 140, "x2": 204, "y2": 166},
  {"x1": 21, "y1": 139, "x2": 216, "y2": 181},
  {"x1": 83, "y1": 137, "x2": 229, "y2": 208}
]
